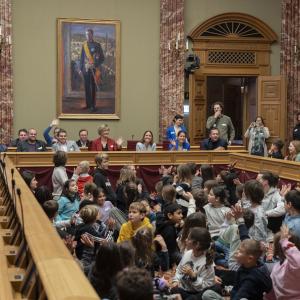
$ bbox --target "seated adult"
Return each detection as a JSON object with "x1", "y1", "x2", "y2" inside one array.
[
  {"x1": 90, "y1": 124, "x2": 122, "y2": 151},
  {"x1": 76, "y1": 129, "x2": 91, "y2": 148},
  {"x1": 166, "y1": 114, "x2": 187, "y2": 149},
  {"x1": 43, "y1": 119, "x2": 60, "y2": 146},
  {"x1": 285, "y1": 140, "x2": 300, "y2": 161},
  {"x1": 136, "y1": 130, "x2": 156, "y2": 151},
  {"x1": 10, "y1": 128, "x2": 28, "y2": 147},
  {"x1": 21, "y1": 170, "x2": 38, "y2": 193},
  {"x1": 268, "y1": 139, "x2": 284, "y2": 159},
  {"x1": 293, "y1": 112, "x2": 300, "y2": 140},
  {"x1": 169, "y1": 130, "x2": 190, "y2": 151},
  {"x1": 17, "y1": 128, "x2": 47, "y2": 152},
  {"x1": 202, "y1": 128, "x2": 228, "y2": 150},
  {"x1": 206, "y1": 101, "x2": 235, "y2": 145},
  {"x1": 52, "y1": 129, "x2": 80, "y2": 152}
]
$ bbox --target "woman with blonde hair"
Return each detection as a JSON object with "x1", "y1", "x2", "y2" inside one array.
[
  {"x1": 285, "y1": 140, "x2": 300, "y2": 161},
  {"x1": 90, "y1": 124, "x2": 123, "y2": 151}
]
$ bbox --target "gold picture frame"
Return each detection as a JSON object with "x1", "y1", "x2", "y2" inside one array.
[{"x1": 57, "y1": 18, "x2": 120, "y2": 119}]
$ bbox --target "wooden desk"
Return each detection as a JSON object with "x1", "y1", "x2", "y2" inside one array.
[
  {"x1": 6, "y1": 150, "x2": 248, "y2": 167},
  {"x1": 229, "y1": 153, "x2": 300, "y2": 181}
]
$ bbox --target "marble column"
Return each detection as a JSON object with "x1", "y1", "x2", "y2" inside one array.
[
  {"x1": 0, "y1": 0, "x2": 13, "y2": 145},
  {"x1": 159, "y1": 0, "x2": 185, "y2": 141},
  {"x1": 281, "y1": 0, "x2": 300, "y2": 140}
]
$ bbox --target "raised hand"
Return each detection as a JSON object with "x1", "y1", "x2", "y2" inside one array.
[
  {"x1": 116, "y1": 137, "x2": 124, "y2": 147},
  {"x1": 280, "y1": 183, "x2": 291, "y2": 197},
  {"x1": 280, "y1": 224, "x2": 290, "y2": 240},
  {"x1": 50, "y1": 119, "x2": 59, "y2": 127}
]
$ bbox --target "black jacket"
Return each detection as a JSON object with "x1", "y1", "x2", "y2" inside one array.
[
  {"x1": 93, "y1": 168, "x2": 117, "y2": 205},
  {"x1": 155, "y1": 218, "x2": 180, "y2": 266},
  {"x1": 293, "y1": 123, "x2": 300, "y2": 140},
  {"x1": 231, "y1": 261, "x2": 272, "y2": 300},
  {"x1": 17, "y1": 140, "x2": 47, "y2": 152},
  {"x1": 76, "y1": 139, "x2": 91, "y2": 148}
]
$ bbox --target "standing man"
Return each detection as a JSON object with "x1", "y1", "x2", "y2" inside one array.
[
  {"x1": 206, "y1": 101, "x2": 235, "y2": 145},
  {"x1": 80, "y1": 28, "x2": 105, "y2": 113}
]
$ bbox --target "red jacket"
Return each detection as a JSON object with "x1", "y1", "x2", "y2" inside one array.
[
  {"x1": 77, "y1": 175, "x2": 93, "y2": 197},
  {"x1": 89, "y1": 137, "x2": 120, "y2": 151}
]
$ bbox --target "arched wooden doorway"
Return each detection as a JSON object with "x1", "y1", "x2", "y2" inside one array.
[{"x1": 187, "y1": 13, "x2": 286, "y2": 147}]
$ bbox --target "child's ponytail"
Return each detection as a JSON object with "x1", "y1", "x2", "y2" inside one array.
[{"x1": 205, "y1": 242, "x2": 215, "y2": 268}]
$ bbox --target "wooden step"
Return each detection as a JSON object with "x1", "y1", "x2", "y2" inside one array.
[{"x1": 8, "y1": 267, "x2": 26, "y2": 291}]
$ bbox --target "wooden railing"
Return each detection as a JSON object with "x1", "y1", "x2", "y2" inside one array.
[
  {"x1": 7, "y1": 150, "x2": 248, "y2": 167},
  {"x1": 0, "y1": 157, "x2": 100, "y2": 300},
  {"x1": 229, "y1": 153, "x2": 300, "y2": 181}
]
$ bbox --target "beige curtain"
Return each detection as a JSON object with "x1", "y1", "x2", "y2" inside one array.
[
  {"x1": 159, "y1": 0, "x2": 185, "y2": 141},
  {"x1": 281, "y1": 0, "x2": 300, "y2": 140}
]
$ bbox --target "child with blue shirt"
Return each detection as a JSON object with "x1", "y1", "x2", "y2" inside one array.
[
  {"x1": 283, "y1": 189, "x2": 300, "y2": 238},
  {"x1": 57, "y1": 179, "x2": 80, "y2": 221}
]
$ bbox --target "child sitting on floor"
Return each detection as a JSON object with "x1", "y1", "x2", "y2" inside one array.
[
  {"x1": 203, "y1": 185, "x2": 231, "y2": 239},
  {"x1": 155, "y1": 203, "x2": 183, "y2": 266},
  {"x1": 93, "y1": 187, "x2": 114, "y2": 224},
  {"x1": 265, "y1": 225, "x2": 300, "y2": 300},
  {"x1": 283, "y1": 189, "x2": 300, "y2": 238},
  {"x1": 171, "y1": 227, "x2": 215, "y2": 299},
  {"x1": 117, "y1": 201, "x2": 152, "y2": 243},
  {"x1": 75, "y1": 160, "x2": 93, "y2": 199},
  {"x1": 57, "y1": 179, "x2": 80, "y2": 221},
  {"x1": 202, "y1": 239, "x2": 272, "y2": 300},
  {"x1": 244, "y1": 180, "x2": 268, "y2": 242}
]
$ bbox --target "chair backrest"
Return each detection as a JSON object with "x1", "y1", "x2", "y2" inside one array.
[
  {"x1": 162, "y1": 140, "x2": 169, "y2": 150},
  {"x1": 127, "y1": 140, "x2": 139, "y2": 150}
]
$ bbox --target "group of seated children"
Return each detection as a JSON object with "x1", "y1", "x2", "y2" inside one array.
[{"x1": 22, "y1": 154, "x2": 300, "y2": 300}]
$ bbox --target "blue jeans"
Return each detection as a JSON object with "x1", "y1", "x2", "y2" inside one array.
[{"x1": 214, "y1": 240, "x2": 229, "y2": 268}]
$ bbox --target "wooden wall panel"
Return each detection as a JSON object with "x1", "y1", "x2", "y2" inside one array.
[{"x1": 258, "y1": 76, "x2": 287, "y2": 144}]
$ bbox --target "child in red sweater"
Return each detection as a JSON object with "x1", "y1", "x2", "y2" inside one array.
[{"x1": 75, "y1": 160, "x2": 93, "y2": 198}]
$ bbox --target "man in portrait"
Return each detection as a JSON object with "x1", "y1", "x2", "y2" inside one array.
[{"x1": 80, "y1": 28, "x2": 105, "y2": 113}]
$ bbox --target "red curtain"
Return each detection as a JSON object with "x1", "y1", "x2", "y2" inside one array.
[{"x1": 20, "y1": 165, "x2": 298, "y2": 193}]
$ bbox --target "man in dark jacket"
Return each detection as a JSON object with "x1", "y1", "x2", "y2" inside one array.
[
  {"x1": 293, "y1": 112, "x2": 300, "y2": 140},
  {"x1": 10, "y1": 128, "x2": 28, "y2": 147},
  {"x1": 80, "y1": 28, "x2": 105, "y2": 112},
  {"x1": 17, "y1": 128, "x2": 47, "y2": 152},
  {"x1": 202, "y1": 128, "x2": 228, "y2": 150}
]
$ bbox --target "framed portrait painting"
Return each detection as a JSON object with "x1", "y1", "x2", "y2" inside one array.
[{"x1": 57, "y1": 18, "x2": 120, "y2": 119}]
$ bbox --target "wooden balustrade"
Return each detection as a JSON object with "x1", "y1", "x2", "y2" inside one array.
[
  {"x1": 0, "y1": 158, "x2": 100, "y2": 300},
  {"x1": 6, "y1": 150, "x2": 248, "y2": 167},
  {"x1": 229, "y1": 153, "x2": 300, "y2": 181}
]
